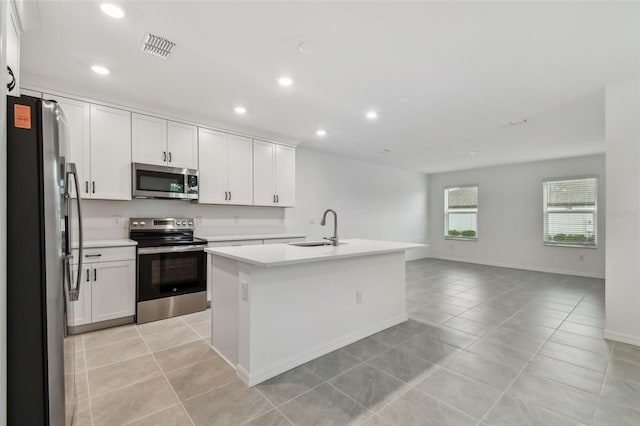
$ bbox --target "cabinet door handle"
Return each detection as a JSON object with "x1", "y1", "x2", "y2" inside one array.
[
  {"x1": 85, "y1": 181, "x2": 89, "y2": 194},
  {"x1": 86, "y1": 269, "x2": 90, "y2": 282},
  {"x1": 276, "y1": 195, "x2": 279, "y2": 203},
  {"x1": 168, "y1": 152, "x2": 172, "y2": 162},
  {"x1": 163, "y1": 151, "x2": 167, "y2": 162},
  {"x1": 229, "y1": 191, "x2": 231, "y2": 201},
  {"x1": 85, "y1": 254, "x2": 102, "y2": 258},
  {"x1": 92, "y1": 182, "x2": 95, "y2": 194},
  {"x1": 93, "y1": 268, "x2": 97, "y2": 281},
  {"x1": 224, "y1": 191, "x2": 228, "y2": 201}
]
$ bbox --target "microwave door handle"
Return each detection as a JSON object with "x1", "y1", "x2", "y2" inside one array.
[{"x1": 66, "y1": 163, "x2": 83, "y2": 301}]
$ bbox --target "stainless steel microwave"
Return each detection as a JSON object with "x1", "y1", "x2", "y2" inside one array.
[{"x1": 132, "y1": 163, "x2": 199, "y2": 200}]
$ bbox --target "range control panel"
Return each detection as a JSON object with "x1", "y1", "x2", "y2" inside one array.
[{"x1": 129, "y1": 218, "x2": 195, "y2": 231}]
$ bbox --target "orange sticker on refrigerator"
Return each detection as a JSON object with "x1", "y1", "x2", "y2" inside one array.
[{"x1": 14, "y1": 104, "x2": 32, "y2": 129}]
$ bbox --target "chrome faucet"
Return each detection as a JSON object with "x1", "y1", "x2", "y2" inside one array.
[{"x1": 320, "y1": 209, "x2": 338, "y2": 246}]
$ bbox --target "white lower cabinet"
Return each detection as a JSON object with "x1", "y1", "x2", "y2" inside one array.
[
  {"x1": 67, "y1": 247, "x2": 135, "y2": 330},
  {"x1": 91, "y1": 261, "x2": 136, "y2": 322},
  {"x1": 69, "y1": 264, "x2": 92, "y2": 326}
]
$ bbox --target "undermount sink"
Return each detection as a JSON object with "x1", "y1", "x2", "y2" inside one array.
[{"x1": 288, "y1": 241, "x2": 346, "y2": 247}]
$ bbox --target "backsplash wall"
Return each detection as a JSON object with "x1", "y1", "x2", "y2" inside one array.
[{"x1": 76, "y1": 199, "x2": 288, "y2": 240}]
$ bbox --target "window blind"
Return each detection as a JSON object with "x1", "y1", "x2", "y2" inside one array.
[
  {"x1": 445, "y1": 186, "x2": 478, "y2": 239},
  {"x1": 543, "y1": 177, "x2": 597, "y2": 246}
]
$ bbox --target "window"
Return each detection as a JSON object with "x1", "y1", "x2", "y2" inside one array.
[
  {"x1": 444, "y1": 186, "x2": 478, "y2": 239},
  {"x1": 543, "y1": 177, "x2": 597, "y2": 247}
]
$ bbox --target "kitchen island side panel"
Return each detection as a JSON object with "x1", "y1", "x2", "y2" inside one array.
[
  {"x1": 210, "y1": 255, "x2": 241, "y2": 367},
  {"x1": 240, "y1": 251, "x2": 407, "y2": 385}
]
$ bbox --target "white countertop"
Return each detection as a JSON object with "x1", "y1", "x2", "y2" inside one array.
[
  {"x1": 72, "y1": 239, "x2": 138, "y2": 249},
  {"x1": 197, "y1": 233, "x2": 306, "y2": 242},
  {"x1": 205, "y1": 239, "x2": 425, "y2": 267}
]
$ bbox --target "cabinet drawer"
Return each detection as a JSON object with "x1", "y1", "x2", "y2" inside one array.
[
  {"x1": 72, "y1": 246, "x2": 136, "y2": 264},
  {"x1": 263, "y1": 237, "x2": 305, "y2": 244},
  {"x1": 207, "y1": 240, "x2": 263, "y2": 248}
]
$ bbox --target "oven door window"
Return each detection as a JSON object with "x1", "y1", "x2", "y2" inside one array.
[
  {"x1": 138, "y1": 251, "x2": 205, "y2": 301},
  {"x1": 136, "y1": 170, "x2": 185, "y2": 194}
]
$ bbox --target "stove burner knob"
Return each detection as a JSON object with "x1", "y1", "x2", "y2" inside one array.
[
  {"x1": 132, "y1": 221, "x2": 139, "y2": 227},
  {"x1": 188, "y1": 221, "x2": 193, "y2": 226},
  {"x1": 181, "y1": 221, "x2": 187, "y2": 226},
  {"x1": 139, "y1": 221, "x2": 146, "y2": 226}
]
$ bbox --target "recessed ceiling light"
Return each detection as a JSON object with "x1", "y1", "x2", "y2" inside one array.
[
  {"x1": 316, "y1": 129, "x2": 327, "y2": 137},
  {"x1": 366, "y1": 110, "x2": 378, "y2": 120},
  {"x1": 278, "y1": 76, "x2": 293, "y2": 87},
  {"x1": 378, "y1": 148, "x2": 391, "y2": 154},
  {"x1": 399, "y1": 96, "x2": 412, "y2": 103},
  {"x1": 91, "y1": 65, "x2": 110, "y2": 75},
  {"x1": 100, "y1": 3, "x2": 125, "y2": 19},
  {"x1": 234, "y1": 106, "x2": 247, "y2": 115},
  {"x1": 468, "y1": 151, "x2": 477, "y2": 155},
  {"x1": 297, "y1": 41, "x2": 317, "y2": 54}
]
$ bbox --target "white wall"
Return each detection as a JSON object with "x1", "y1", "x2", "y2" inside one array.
[
  {"x1": 604, "y1": 78, "x2": 640, "y2": 346},
  {"x1": 79, "y1": 147, "x2": 430, "y2": 260},
  {"x1": 286, "y1": 148, "x2": 429, "y2": 260},
  {"x1": 428, "y1": 155, "x2": 606, "y2": 278}
]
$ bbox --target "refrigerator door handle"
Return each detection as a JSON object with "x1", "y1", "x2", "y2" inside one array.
[{"x1": 65, "y1": 163, "x2": 83, "y2": 301}]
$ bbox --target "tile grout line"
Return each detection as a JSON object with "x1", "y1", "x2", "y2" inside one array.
[
  {"x1": 475, "y1": 282, "x2": 595, "y2": 425},
  {"x1": 135, "y1": 320, "x2": 198, "y2": 426},
  {"x1": 250, "y1": 386, "x2": 296, "y2": 426},
  {"x1": 79, "y1": 334, "x2": 95, "y2": 426},
  {"x1": 591, "y1": 338, "x2": 617, "y2": 424}
]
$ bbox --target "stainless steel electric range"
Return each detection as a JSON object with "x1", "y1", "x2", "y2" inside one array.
[{"x1": 129, "y1": 218, "x2": 208, "y2": 324}]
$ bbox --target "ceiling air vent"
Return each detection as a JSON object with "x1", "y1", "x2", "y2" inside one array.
[{"x1": 141, "y1": 33, "x2": 176, "y2": 59}]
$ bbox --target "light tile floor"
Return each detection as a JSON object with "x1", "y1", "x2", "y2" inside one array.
[{"x1": 66, "y1": 259, "x2": 640, "y2": 426}]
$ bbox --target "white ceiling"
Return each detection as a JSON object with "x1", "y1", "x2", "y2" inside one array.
[{"x1": 21, "y1": 1, "x2": 639, "y2": 173}]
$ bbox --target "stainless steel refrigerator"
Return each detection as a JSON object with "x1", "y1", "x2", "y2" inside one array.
[{"x1": 7, "y1": 95, "x2": 84, "y2": 425}]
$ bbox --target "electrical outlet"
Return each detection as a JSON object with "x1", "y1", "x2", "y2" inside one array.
[
  {"x1": 356, "y1": 291, "x2": 363, "y2": 304},
  {"x1": 241, "y1": 281, "x2": 248, "y2": 301},
  {"x1": 579, "y1": 255, "x2": 585, "y2": 261},
  {"x1": 196, "y1": 216, "x2": 203, "y2": 225},
  {"x1": 113, "y1": 215, "x2": 121, "y2": 225}
]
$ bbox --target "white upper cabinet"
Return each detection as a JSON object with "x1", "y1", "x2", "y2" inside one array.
[
  {"x1": 47, "y1": 95, "x2": 91, "y2": 198},
  {"x1": 226, "y1": 135, "x2": 253, "y2": 205},
  {"x1": 131, "y1": 113, "x2": 167, "y2": 166},
  {"x1": 198, "y1": 128, "x2": 253, "y2": 205},
  {"x1": 253, "y1": 140, "x2": 295, "y2": 207},
  {"x1": 167, "y1": 121, "x2": 198, "y2": 169},
  {"x1": 275, "y1": 144, "x2": 296, "y2": 207},
  {"x1": 253, "y1": 140, "x2": 276, "y2": 206},
  {"x1": 90, "y1": 104, "x2": 132, "y2": 200},
  {"x1": 132, "y1": 114, "x2": 198, "y2": 169},
  {"x1": 198, "y1": 128, "x2": 228, "y2": 204},
  {"x1": 46, "y1": 96, "x2": 131, "y2": 200}
]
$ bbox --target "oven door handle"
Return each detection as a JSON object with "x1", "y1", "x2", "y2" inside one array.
[{"x1": 137, "y1": 245, "x2": 206, "y2": 255}]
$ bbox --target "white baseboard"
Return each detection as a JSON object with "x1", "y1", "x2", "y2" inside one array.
[
  {"x1": 428, "y1": 254, "x2": 605, "y2": 279},
  {"x1": 604, "y1": 329, "x2": 640, "y2": 347},
  {"x1": 239, "y1": 313, "x2": 408, "y2": 386}
]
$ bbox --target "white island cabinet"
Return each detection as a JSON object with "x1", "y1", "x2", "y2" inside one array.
[{"x1": 206, "y1": 239, "x2": 423, "y2": 386}]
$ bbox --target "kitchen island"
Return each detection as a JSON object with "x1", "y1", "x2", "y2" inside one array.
[{"x1": 206, "y1": 239, "x2": 424, "y2": 386}]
